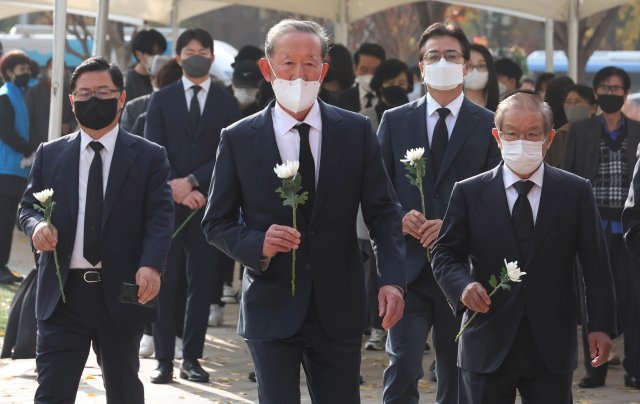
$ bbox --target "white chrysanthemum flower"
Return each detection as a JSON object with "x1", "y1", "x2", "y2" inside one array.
[
  {"x1": 33, "y1": 189, "x2": 54, "y2": 204},
  {"x1": 274, "y1": 160, "x2": 300, "y2": 179},
  {"x1": 504, "y1": 259, "x2": 526, "y2": 282},
  {"x1": 400, "y1": 147, "x2": 425, "y2": 165}
]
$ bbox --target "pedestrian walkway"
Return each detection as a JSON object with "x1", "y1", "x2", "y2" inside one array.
[{"x1": 1, "y1": 229, "x2": 639, "y2": 403}]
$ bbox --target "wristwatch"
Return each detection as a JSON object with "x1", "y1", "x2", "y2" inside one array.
[{"x1": 187, "y1": 174, "x2": 199, "y2": 189}]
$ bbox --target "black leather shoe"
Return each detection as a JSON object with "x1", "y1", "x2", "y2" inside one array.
[
  {"x1": 248, "y1": 371, "x2": 257, "y2": 382},
  {"x1": 0, "y1": 266, "x2": 22, "y2": 284},
  {"x1": 579, "y1": 375, "x2": 605, "y2": 388},
  {"x1": 625, "y1": 375, "x2": 640, "y2": 389},
  {"x1": 150, "y1": 362, "x2": 173, "y2": 384},
  {"x1": 180, "y1": 359, "x2": 209, "y2": 382}
]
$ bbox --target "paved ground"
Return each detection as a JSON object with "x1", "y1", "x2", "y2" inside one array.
[{"x1": 2, "y1": 229, "x2": 640, "y2": 403}]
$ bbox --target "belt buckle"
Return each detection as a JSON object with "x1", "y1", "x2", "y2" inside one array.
[{"x1": 83, "y1": 271, "x2": 101, "y2": 283}]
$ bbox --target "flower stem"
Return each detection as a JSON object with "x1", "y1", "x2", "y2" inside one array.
[
  {"x1": 172, "y1": 207, "x2": 202, "y2": 239},
  {"x1": 416, "y1": 173, "x2": 432, "y2": 262},
  {"x1": 53, "y1": 246, "x2": 66, "y2": 304},
  {"x1": 454, "y1": 281, "x2": 505, "y2": 342},
  {"x1": 291, "y1": 205, "x2": 297, "y2": 296}
]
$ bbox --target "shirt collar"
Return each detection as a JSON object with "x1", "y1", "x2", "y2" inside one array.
[
  {"x1": 272, "y1": 100, "x2": 322, "y2": 137},
  {"x1": 600, "y1": 114, "x2": 626, "y2": 135},
  {"x1": 182, "y1": 76, "x2": 211, "y2": 94},
  {"x1": 502, "y1": 162, "x2": 545, "y2": 190},
  {"x1": 80, "y1": 124, "x2": 119, "y2": 154},
  {"x1": 426, "y1": 91, "x2": 464, "y2": 119}
]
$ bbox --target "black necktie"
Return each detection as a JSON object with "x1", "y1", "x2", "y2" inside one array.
[
  {"x1": 84, "y1": 141, "x2": 104, "y2": 266},
  {"x1": 364, "y1": 92, "x2": 375, "y2": 108},
  {"x1": 431, "y1": 107, "x2": 450, "y2": 174},
  {"x1": 296, "y1": 123, "x2": 315, "y2": 220},
  {"x1": 190, "y1": 85, "x2": 202, "y2": 130},
  {"x1": 512, "y1": 180, "x2": 535, "y2": 260}
]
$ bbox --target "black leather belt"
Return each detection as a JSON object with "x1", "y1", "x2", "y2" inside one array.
[{"x1": 68, "y1": 269, "x2": 102, "y2": 283}]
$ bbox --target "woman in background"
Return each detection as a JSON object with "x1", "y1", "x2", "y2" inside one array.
[{"x1": 464, "y1": 44, "x2": 499, "y2": 111}]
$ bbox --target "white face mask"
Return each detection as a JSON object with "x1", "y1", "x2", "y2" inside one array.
[
  {"x1": 464, "y1": 68, "x2": 489, "y2": 90},
  {"x1": 501, "y1": 139, "x2": 545, "y2": 175},
  {"x1": 423, "y1": 58, "x2": 464, "y2": 91},
  {"x1": 268, "y1": 60, "x2": 322, "y2": 113},
  {"x1": 234, "y1": 87, "x2": 258, "y2": 107},
  {"x1": 355, "y1": 74, "x2": 373, "y2": 93},
  {"x1": 498, "y1": 82, "x2": 508, "y2": 96}
]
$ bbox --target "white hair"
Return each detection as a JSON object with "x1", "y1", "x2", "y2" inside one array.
[
  {"x1": 265, "y1": 19, "x2": 330, "y2": 59},
  {"x1": 495, "y1": 92, "x2": 554, "y2": 134}
]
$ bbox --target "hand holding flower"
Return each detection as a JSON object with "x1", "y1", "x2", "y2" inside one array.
[
  {"x1": 33, "y1": 189, "x2": 66, "y2": 303},
  {"x1": 262, "y1": 224, "x2": 301, "y2": 258},
  {"x1": 32, "y1": 221, "x2": 58, "y2": 252}
]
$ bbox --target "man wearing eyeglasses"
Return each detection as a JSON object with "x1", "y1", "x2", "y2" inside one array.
[
  {"x1": 564, "y1": 66, "x2": 640, "y2": 390},
  {"x1": 433, "y1": 92, "x2": 616, "y2": 403},
  {"x1": 378, "y1": 22, "x2": 501, "y2": 403},
  {"x1": 19, "y1": 57, "x2": 175, "y2": 403}
]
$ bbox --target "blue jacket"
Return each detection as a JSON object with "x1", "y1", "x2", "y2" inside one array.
[{"x1": 0, "y1": 82, "x2": 30, "y2": 178}]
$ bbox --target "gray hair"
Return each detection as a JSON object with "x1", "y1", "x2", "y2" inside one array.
[
  {"x1": 495, "y1": 92, "x2": 555, "y2": 134},
  {"x1": 265, "y1": 19, "x2": 330, "y2": 59}
]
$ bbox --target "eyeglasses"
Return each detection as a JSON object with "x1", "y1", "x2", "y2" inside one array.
[
  {"x1": 72, "y1": 89, "x2": 121, "y2": 102},
  {"x1": 468, "y1": 63, "x2": 488, "y2": 72},
  {"x1": 596, "y1": 85, "x2": 625, "y2": 95},
  {"x1": 499, "y1": 130, "x2": 546, "y2": 142},
  {"x1": 423, "y1": 51, "x2": 463, "y2": 65}
]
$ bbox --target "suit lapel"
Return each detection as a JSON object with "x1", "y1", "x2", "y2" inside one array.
[
  {"x1": 252, "y1": 101, "x2": 283, "y2": 193},
  {"x1": 480, "y1": 164, "x2": 520, "y2": 261},
  {"x1": 62, "y1": 133, "x2": 81, "y2": 238},
  {"x1": 625, "y1": 117, "x2": 640, "y2": 179},
  {"x1": 434, "y1": 98, "x2": 477, "y2": 189},
  {"x1": 525, "y1": 164, "x2": 565, "y2": 267},
  {"x1": 193, "y1": 85, "x2": 217, "y2": 143},
  {"x1": 309, "y1": 101, "x2": 344, "y2": 226},
  {"x1": 101, "y1": 130, "x2": 138, "y2": 230},
  {"x1": 407, "y1": 97, "x2": 437, "y2": 189},
  {"x1": 172, "y1": 81, "x2": 194, "y2": 140}
]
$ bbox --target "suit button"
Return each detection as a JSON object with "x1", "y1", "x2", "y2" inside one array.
[{"x1": 305, "y1": 264, "x2": 312, "y2": 270}]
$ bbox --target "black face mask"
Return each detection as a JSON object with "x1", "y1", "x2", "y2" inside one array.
[
  {"x1": 598, "y1": 94, "x2": 625, "y2": 114},
  {"x1": 381, "y1": 85, "x2": 409, "y2": 107},
  {"x1": 74, "y1": 97, "x2": 119, "y2": 130},
  {"x1": 14, "y1": 73, "x2": 31, "y2": 89}
]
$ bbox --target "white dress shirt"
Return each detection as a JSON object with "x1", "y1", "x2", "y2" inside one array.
[
  {"x1": 425, "y1": 91, "x2": 464, "y2": 146},
  {"x1": 69, "y1": 126, "x2": 119, "y2": 268},
  {"x1": 182, "y1": 76, "x2": 211, "y2": 114},
  {"x1": 502, "y1": 163, "x2": 544, "y2": 224},
  {"x1": 271, "y1": 100, "x2": 322, "y2": 184}
]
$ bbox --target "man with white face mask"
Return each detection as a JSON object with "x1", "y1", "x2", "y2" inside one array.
[
  {"x1": 433, "y1": 91, "x2": 616, "y2": 403},
  {"x1": 202, "y1": 19, "x2": 406, "y2": 403},
  {"x1": 379, "y1": 22, "x2": 501, "y2": 404},
  {"x1": 335, "y1": 42, "x2": 386, "y2": 113}
]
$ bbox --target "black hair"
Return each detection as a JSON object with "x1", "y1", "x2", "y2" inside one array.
[
  {"x1": 233, "y1": 45, "x2": 264, "y2": 67},
  {"x1": 69, "y1": 56, "x2": 123, "y2": 92},
  {"x1": 563, "y1": 84, "x2": 597, "y2": 106},
  {"x1": 470, "y1": 44, "x2": 499, "y2": 111},
  {"x1": 0, "y1": 50, "x2": 31, "y2": 82},
  {"x1": 544, "y1": 76, "x2": 575, "y2": 128},
  {"x1": 175, "y1": 29, "x2": 214, "y2": 55},
  {"x1": 131, "y1": 29, "x2": 168, "y2": 62},
  {"x1": 535, "y1": 72, "x2": 554, "y2": 93},
  {"x1": 155, "y1": 59, "x2": 183, "y2": 89},
  {"x1": 494, "y1": 58, "x2": 523, "y2": 86},
  {"x1": 327, "y1": 44, "x2": 355, "y2": 90},
  {"x1": 593, "y1": 66, "x2": 631, "y2": 91},
  {"x1": 369, "y1": 59, "x2": 413, "y2": 96},
  {"x1": 353, "y1": 43, "x2": 386, "y2": 66},
  {"x1": 418, "y1": 22, "x2": 471, "y2": 61}
]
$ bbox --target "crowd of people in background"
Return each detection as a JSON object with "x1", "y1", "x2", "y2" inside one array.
[{"x1": 1, "y1": 17, "x2": 640, "y2": 403}]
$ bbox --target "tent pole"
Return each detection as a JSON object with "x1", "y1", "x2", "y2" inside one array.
[
  {"x1": 335, "y1": 0, "x2": 348, "y2": 45},
  {"x1": 93, "y1": 0, "x2": 110, "y2": 57},
  {"x1": 48, "y1": 0, "x2": 67, "y2": 141},
  {"x1": 171, "y1": 0, "x2": 179, "y2": 56},
  {"x1": 567, "y1": 0, "x2": 579, "y2": 81},
  {"x1": 545, "y1": 18, "x2": 554, "y2": 73}
]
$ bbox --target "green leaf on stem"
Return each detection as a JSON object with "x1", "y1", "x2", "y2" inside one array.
[{"x1": 488, "y1": 274, "x2": 497, "y2": 289}]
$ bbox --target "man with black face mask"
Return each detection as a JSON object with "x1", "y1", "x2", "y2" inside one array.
[
  {"x1": 145, "y1": 28, "x2": 241, "y2": 384},
  {"x1": 19, "y1": 56, "x2": 174, "y2": 403},
  {"x1": 564, "y1": 66, "x2": 640, "y2": 391}
]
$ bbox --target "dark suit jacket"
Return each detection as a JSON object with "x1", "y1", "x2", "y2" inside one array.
[
  {"x1": 144, "y1": 80, "x2": 241, "y2": 194},
  {"x1": 378, "y1": 95, "x2": 501, "y2": 283},
  {"x1": 563, "y1": 115, "x2": 640, "y2": 183},
  {"x1": 334, "y1": 85, "x2": 361, "y2": 112},
  {"x1": 202, "y1": 100, "x2": 406, "y2": 340},
  {"x1": 19, "y1": 129, "x2": 174, "y2": 326},
  {"x1": 432, "y1": 163, "x2": 616, "y2": 375},
  {"x1": 623, "y1": 143, "x2": 640, "y2": 256}
]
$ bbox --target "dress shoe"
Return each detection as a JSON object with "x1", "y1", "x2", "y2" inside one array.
[
  {"x1": 625, "y1": 374, "x2": 640, "y2": 389},
  {"x1": 579, "y1": 375, "x2": 605, "y2": 388},
  {"x1": 180, "y1": 359, "x2": 209, "y2": 382},
  {"x1": 0, "y1": 266, "x2": 22, "y2": 284},
  {"x1": 248, "y1": 371, "x2": 257, "y2": 382},
  {"x1": 150, "y1": 362, "x2": 173, "y2": 384}
]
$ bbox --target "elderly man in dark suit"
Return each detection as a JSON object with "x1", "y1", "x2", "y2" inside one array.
[
  {"x1": 564, "y1": 66, "x2": 640, "y2": 390},
  {"x1": 144, "y1": 28, "x2": 241, "y2": 384},
  {"x1": 202, "y1": 19, "x2": 406, "y2": 403},
  {"x1": 378, "y1": 22, "x2": 501, "y2": 404},
  {"x1": 19, "y1": 57, "x2": 174, "y2": 404},
  {"x1": 433, "y1": 92, "x2": 616, "y2": 403}
]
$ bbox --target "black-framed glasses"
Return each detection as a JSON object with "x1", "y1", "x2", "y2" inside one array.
[
  {"x1": 596, "y1": 85, "x2": 625, "y2": 95},
  {"x1": 72, "y1": 89, "x2": 121, "y2": 102}
]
